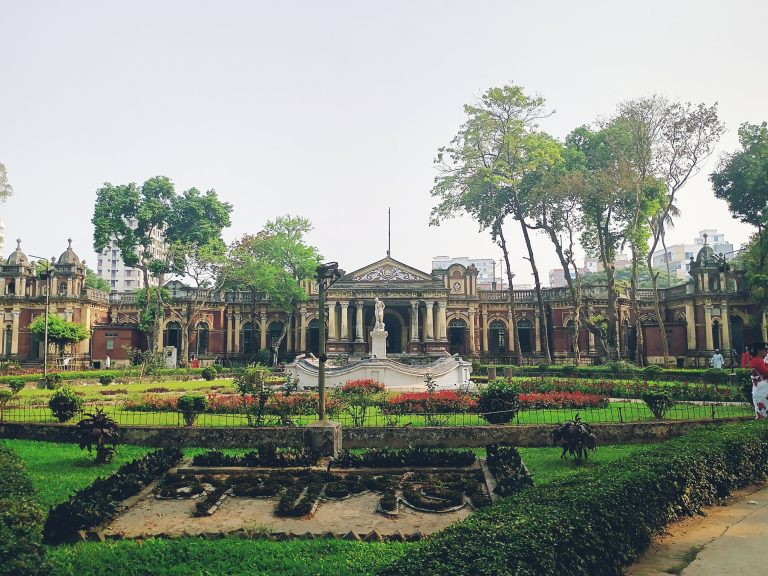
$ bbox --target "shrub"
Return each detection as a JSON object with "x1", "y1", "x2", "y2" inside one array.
[
  {"x1": 518, "y1": 391, "x2": 608, "y2": 409},
  {"x1": 201, "y1": 367, "x2": 216, "y2": 381},
  {"x1": 607, "y1": 360, "x2": 637, "y2": 376},
  {"x1": 177, "y1": 394, "x2": 208, "y2": 427},
  {"x1": 561, "y1": 364, "x2": 579, "y2": 377},
  {"x1": 386, "y1": 391, "x2": 477, "y2": 414},
  {"x1": 98, "y1": 375, "x2": 114, "y2": 386},
  {"x1": 642, "y1": 364, "x2": 663, "y2": 379},
  {"x1": 336, "y1": 447, "x2": 475, "y2": 469},
  {"x1": 7, "y1": 378, "x2": 25, "y2": 395},
  {"x1": 48, "y1": 387, "x2": 84, "y2": 422},
  {"x1": 477, "y1": 378, "x2": 520, "y2": 424},
  {"x1": 703, "y1": 367, "x2": 728, "y2": 384},
  {"x1": 44, "y1": 372, "x2": 63, "y2": 390},
  {"x1": 379, "y1": 423, "x2": 768, "y2": 576},
  {"x1": 335, "y1": 378, "x2": 385, "y2": 427},
  {"x1": 485, "y1": 444, "x2": 533, "y2": 496},
  {"x1": 0, "y1": 447, "x2": 48, "y2": 576},
  {"x1": 234, "y1": 368, "x2": 272, "y2": 426},
  {"x1": 641, "y1": 389, "x2": 676, "y2": 419},
  {"x1": 536, "y1": 363, "x2": 550, "y2": 373},
  {"x1": 213, "y1": 362, "x2": 224, "y2": 373}
]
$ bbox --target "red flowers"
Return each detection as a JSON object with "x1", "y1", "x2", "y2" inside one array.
[
  {"x1": 339, "y1": 379, "x2": 385, "y2": 395},
  {"x1": 386, "y1": 391, "x2": 477, "y2": 413},
  {"x1": 518, "y1": 391, "x2": 608, "y2": 409}
]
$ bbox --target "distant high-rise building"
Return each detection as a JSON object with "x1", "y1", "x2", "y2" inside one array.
[
  {"x1": 96, "y1": 219, "x2": 167, "y2": 291},
  {"x1": 651, "y1": 229, "x2": 734, "y2": 280},
  {"x1": 432, "y1": 255, "x2": 500, "y2": 288}
]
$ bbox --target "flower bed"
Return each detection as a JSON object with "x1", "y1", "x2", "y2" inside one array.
[
  {"x1": 518, "y1": 391, "x2": 608, "y2": 409},
  {"x1": 385, "y1": 391, "x2": 477, "y2": 414}
]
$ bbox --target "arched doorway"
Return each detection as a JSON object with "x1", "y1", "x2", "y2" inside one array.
[
  {"x1": 449, "y1": 318, "x2": 467, "y2": 355},
  {"x1": 383, "y1": 313, "x2": 402, "y2": 354},
  {"x1": 712, "y1": 320, "x2": 722, "y2": 351},
  {"x1": 517, "y1": 319, "x2": 533, "y2": 354},
  {"x1": 489, "y1": 320, "x2": 507, "y2": 355},
  {"x1": 164, "y1": 321, "x2": 181, "y2": 349},
  {"x1": 268, "y1": 321, "x2": 288, "y2": 362},
  {"x1": 307, "y1": 319, "x2": 320, "y2": 357},
  {"x1": 195, "y1": 322, "x2": 209, "y2": 356},
  {"x1": 241, "y1": 321, "x2": 258, "y2": 355}
]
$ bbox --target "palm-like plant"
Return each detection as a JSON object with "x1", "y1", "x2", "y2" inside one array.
[
  {"x1": 551, "y1": 414, "x2": 597, "y2": 463},
  {"x1": 77, "y1": 408, "x2": 119, "y2": 464}
]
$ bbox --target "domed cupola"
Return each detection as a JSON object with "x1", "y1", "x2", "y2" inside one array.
[
  {"x1": 695, "y1": 244, "x2": 715, "y2": 267},
  {"x1": 58, "y1": 238, "x2": 82, "y2": 266},
  {"x1": 6, "y1": 238, "x2": 29, "y2": 266}
]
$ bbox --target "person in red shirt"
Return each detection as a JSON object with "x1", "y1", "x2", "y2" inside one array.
[
  {"x1": 748, "y1": 342, "x2": 768, "y2": 419},
  {"x1": 741, "y1": 346, "x2": 751, "y2": 368}
]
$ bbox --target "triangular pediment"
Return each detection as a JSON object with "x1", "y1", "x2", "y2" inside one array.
[{"x1": 342, "y1": 257, "x2": 434, "y2": 283}]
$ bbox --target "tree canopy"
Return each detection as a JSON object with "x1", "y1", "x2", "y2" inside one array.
[
  {"x1": 28, "y1": 315, "x2": 89, "y2": 355},
  {"x1": 226, "y1": 215, "x2": 322, "y2": 311},
  {"x1": 84, "y1": 267, "x2": 111, "y2": 292}
]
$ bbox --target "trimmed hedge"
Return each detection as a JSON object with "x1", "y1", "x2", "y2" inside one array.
[
  {"x1": 378, "y1": 422, "x2": 768, "y2": 576},
  {"x1": 0, "y1": 446, "x2": 47, "y2": 576},
  {"x1": 44, "y1": 448, "x2": 183, "y2": 543}
]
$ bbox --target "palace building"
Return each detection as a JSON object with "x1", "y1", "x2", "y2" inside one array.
[{"x1": 1, "y1": 240, "x2": 762, "y2": 368}]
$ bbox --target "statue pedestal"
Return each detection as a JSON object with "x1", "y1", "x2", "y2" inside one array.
[
  {"x1": 371, "y1": 329, "x2": 387, "y2": 359},
  {"x1": 304, "y1": 420, "x2": 342, "y2": 457}
]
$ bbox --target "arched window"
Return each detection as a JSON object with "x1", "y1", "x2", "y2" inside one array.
[
  {"x1": 517, "y1": 319, "x2": 533, "y2": 354},
  {"x1": 58, "y1": 281, "x2": 68, "y2": 295},
  {"x1": 196, "y1": 322, "x2": 209, "y2": 355},
  {"x1": 730, "y1": 315, "x2": 745, "y2": 354},
  {"x1": 165, "y1": 321, "x2": 182, "y2": 349},
  {"x1": 307, "y1": 319, "x2": 320, "y2": 356},
  {"x1": 5, "y1": 282, "x2": 15, "y2": 295},
  {"x1": 489, "y1": 320, "x2": 506, "y2": 354}
]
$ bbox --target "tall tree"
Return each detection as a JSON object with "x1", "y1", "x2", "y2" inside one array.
[
  {"x1": 29, "y1": 315, "x2": 89, "y2": 358},
  {"x1": 84, "y1": 267, "x2": 111, "y2": 292},
  {"x1": 619, "y1": 97, "x2": 723, "y2": 365},
  {"x1": 430, "y1": 84, "x2": 561, "y2": 362},
  {"x1": 711, "y1": 121, "x2": 768, "y2": 333},
  {"x1": 92, "y1": 176, "x2": 232, "y2": 350},
  {"x1": 226, "y1": 215, "x2": 322, "y2": 365}
]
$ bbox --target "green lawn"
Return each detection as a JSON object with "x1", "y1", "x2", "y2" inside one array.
[{"x1": 3, "y1": 438, "x2": 654, "y2": 576}]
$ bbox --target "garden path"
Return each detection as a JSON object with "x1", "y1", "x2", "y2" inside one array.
[{"x1": 624, "y1": 483, "x2": 768, "y2": 575}]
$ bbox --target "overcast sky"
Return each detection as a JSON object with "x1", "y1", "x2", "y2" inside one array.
[{"x1": 1, "y1": 1, "x2": 765, "y2": 285}]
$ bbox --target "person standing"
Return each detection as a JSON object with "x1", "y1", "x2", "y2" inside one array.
[
  {"x1": 748, "y1": 342, "x2": 768, "y2": 419},
  {"x1": 710, "y1": 349, "x2": 724, "y2": 369},
  {"x1": 741, "y1": 346, "x2": 751, "y2": 368},
  {"x1": 105, "y1": 355, "x2": 111, "y2": 369}
]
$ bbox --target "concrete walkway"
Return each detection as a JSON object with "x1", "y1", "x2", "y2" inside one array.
[{"x1": 625, "y1": 483, "x2": 768, "y2": 575}]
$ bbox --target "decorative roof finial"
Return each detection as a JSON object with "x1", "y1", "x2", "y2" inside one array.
[
  {"x1": 703, "y1": 232, "x2": 708, "y2": 245},
  {"x1": 68, "y1": 238, "x2": 72, "y2": 248},
  {"x1": 16, "y1": 238, "x2": 21, "y2": 249}
]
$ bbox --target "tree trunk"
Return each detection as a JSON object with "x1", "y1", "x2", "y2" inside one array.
[
  {"x1": 272, "y1": 318, "x2": 288, "y2": 366},
  {"x1": 519, "y1": 219, "x2": 551, "y2": 363},
  {"x1": 630, "y1": 248, "x2": 645, "y2": 367},
  {"x1": 646, "y1": 231, "x2": 671, "y2": 366},
  {"x1": 605, "y1": 264, "x2": 620, "y2": 361},
  {"x1": 497, "y1": 227, "x2": 522, "y2": 364}
]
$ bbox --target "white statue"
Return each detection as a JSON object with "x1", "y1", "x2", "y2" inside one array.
[{"x1": 374, "y1": 297, "x2": 385, "y2": 330}]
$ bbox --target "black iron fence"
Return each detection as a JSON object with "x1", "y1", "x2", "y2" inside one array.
[{"x1": 0, "y1": 398, "x2": 753, "y2": 429}]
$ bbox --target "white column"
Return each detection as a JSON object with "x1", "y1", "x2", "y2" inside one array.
[
  {"x1": 234, "y1": 314, "x2": 242, "y2": 353},
  {"x1": 410, "y1": 301, "x2": 419, "y2": 341},
  {"x1": 704, "y1": 306, "x2": 713, "y2": 350},
  {"x1": 425, "y1": 303, "x2": 434, "y2": 341},
  {"x1": 327, "y1": 302, "x2": 337, "y2": 341},
  {"x1": 355, "y1": 303, "x2": 364, "y2": 342},
  {"x1": 468, "y1": 306, "x2": 476, "y2": 353},
  {"x1": 259, "y1": 314, "x2": 268, "y2": 350},
  {"x1": 480, "y1": 311, "x2": 488, "y2": 353},
  {"x1": 340, "y1": 301, "x2": 349, "y2": 341},
  {"x1": 721, "y1": 307, "x2": 731, "y2": 352},
  {"x1": 10, "y1": 310, "x2": 20, "y2": 355},
  {"x1": 508, "y1": 313, "x2": 516, "y2": 352},
  {"x1": 534, "y1": 316, "x2": 542, "y2": 353},
  {"x1": 300, "y1": 309, "x2": 307, "y2": 351},
  {"x1": 685, "y1": 302, "x2": 696, "y2": 351},
  {"x1": 437, "y1": 302, "x2": 447, "y2": 340}
]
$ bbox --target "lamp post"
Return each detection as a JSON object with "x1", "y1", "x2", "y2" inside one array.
[
  {"x1": 315, "y1": 262, "x2": 344, "y2": 421},
  {"x1": 31, "y1": 255, "x2": 56, "y2": 378}
]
